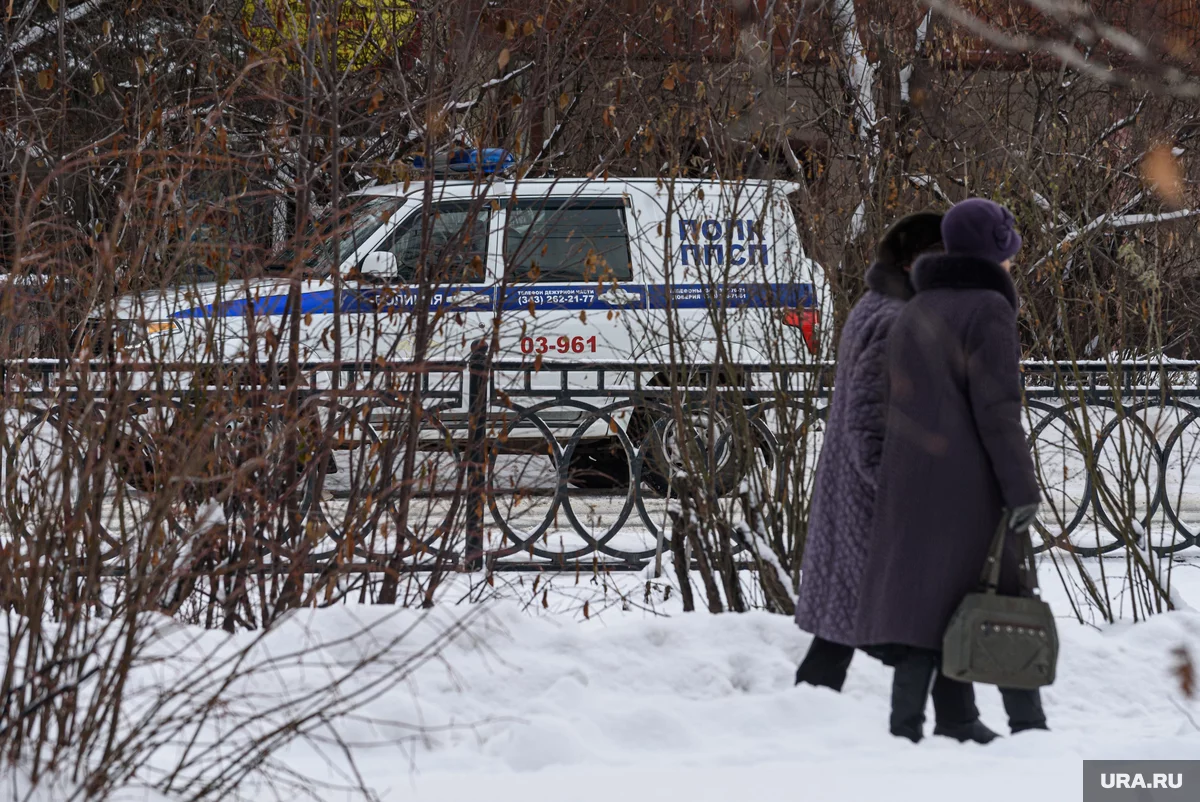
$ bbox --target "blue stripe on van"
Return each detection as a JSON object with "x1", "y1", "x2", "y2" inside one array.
[
  {"x1": 171, "y1": 289, "x2": 379, "y2": 318},
  {"x1": 170, "y1": 283, "x2": 815, "y2": 319}
]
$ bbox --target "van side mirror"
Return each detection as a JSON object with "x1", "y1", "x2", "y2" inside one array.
[{"x1": 360, "y1": 251, "x2": 398, "y2": 279}]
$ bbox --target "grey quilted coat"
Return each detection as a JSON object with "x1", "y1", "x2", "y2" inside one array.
[{"x1": 793, "y1": 261, "x2": 913, "y2": 645}]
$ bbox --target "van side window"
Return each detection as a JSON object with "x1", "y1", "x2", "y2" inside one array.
[
  {"x1": 505, "y1": 198, "x2": 632, "y2": 283},
  {"x1": 374, "y1": 202, "x2": 490, "y2": 283}
]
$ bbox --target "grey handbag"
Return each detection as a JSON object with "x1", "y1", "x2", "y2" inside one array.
[{"x1": 941, "y1": 511, "x2": 1058, "y2": 689}]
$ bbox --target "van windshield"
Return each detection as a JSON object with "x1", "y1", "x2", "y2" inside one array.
[{"x1": 268, "y1": 196, "x2": 405, "y2": 276}]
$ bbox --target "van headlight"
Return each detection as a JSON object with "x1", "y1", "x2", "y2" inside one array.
[
  {"x1": 80, "y1": 320, "x2": 177, "y2": 356},
  {"x1": 143, "y1": 320, "x2": 177, "y2": 340},
  {"x1": 117, "y1": 320, "x2": 176, "y2": 348}
]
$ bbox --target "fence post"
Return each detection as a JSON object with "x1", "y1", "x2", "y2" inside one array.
[{"x1": 463, "y1": 338, "x2": 489, "y2": 572}]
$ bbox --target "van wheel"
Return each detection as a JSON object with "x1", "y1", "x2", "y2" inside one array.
[
  {"x1": 112, "y1": 421, "x2": 159, "y2": 493},
  {"x1": 637, "y1": 409, "x2": 766, "y2": 497},
  {"x1": 566, "y1": 440, "x2": 631, "y2": 490}
]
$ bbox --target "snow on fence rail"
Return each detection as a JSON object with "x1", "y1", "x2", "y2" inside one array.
[{"x1": 1, "y1": 355, "x2": 1199, "y2": 572}]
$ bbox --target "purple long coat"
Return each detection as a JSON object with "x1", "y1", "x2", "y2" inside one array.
[
  {"x1": 854, "y1": 253, "x2": 1041, "y2": 651},
  {"x1": 793, "y1": 261, "x2": 913, "y2": 645}
]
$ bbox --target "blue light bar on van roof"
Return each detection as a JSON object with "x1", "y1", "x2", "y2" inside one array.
[{"x1": 411, "y1": 148, "x2": 515, "y2": 176}]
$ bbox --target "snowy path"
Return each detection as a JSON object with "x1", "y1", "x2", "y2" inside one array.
[
  {"x1": 393, "y1": 610, "x2": 1198, "y2": 802},
  {"x1": 344, "y1": 563, "x2": 1200, "y2": 802},
  {"x1": 10, "y1": 558, "x2": 1190, "y2": 802}
]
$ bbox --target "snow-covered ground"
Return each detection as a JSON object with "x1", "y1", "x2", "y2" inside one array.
[
  {"x1": 6, "y1": 401, "x2": 1200, "y2": 801},
  {"x1": 7, "y1": 556, "x2": 1199, "y2": 802},
  {"x1": 281, "y1": 564, "x2": 1200, "y2": 802},
  {"x1": 374, "y1": 588, "x2": 1200, "y2": 802}
]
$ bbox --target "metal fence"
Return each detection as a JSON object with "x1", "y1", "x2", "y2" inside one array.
[
  {"x1": 2, "y1": 355, "x2": 1199, "y2": 572},
  {"x1": 1021, "y1": 362, "x2": 1200, "y2": 557}
]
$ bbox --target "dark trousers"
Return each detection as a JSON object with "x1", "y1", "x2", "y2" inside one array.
[
  {"x1": 796, "y1": 637, "x2": 979, "y2": 727},
  {"x1": 888, "y1": 646, "x2": 1047, "y2": 740},
  {"x1": 794, "y1": 637, "x2": 855, "y2": 691}
]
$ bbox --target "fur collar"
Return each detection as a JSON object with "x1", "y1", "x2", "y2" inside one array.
[
  {"x1": 864, "y1": 260, "x2": 915, "y2": 301},
  {"x1": 911, "y1": 253, "x2": 1018, "y2": 309}
]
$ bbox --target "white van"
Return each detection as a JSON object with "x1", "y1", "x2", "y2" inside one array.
[
  {"x1": 86, "y1": 172, "x2": 829, "y2": 486},
  {"x1": 93, "y1": 175, "x2": 827, "y2": 364}
]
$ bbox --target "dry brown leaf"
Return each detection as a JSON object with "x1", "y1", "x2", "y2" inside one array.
[
  {"x1": 36, "y1": 69, "x2": 54, "y2": 91},
  {"x1": 1142, "y1": 145, "x2": 1185, "y2": 208},
  {"x1": 1172, "y1": 646, "x2": 1195, "y2": 699},
  {"x1": 662, "y1": 74, "x2": 675, "y2": 91},
  {"x1": 522, "y1": 20, "x2": 534, "y2": 36},
  {"x1": 497, "y1": 47, "x2": 510, "y2": 71},
  {"x1": 1167, "y1": 35, "x2": 1191, "y2": 60}
]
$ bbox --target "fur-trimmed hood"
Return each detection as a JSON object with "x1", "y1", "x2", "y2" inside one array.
[
  {"x1": 910, "y1": 253, "x2": 1018, "y2": 309},
  {"x1": 866, "y1": 210, "x2": 942, "y2": 302},
  {"x1": 864, "y1": 260, "x2": 915, "y2": 301}
]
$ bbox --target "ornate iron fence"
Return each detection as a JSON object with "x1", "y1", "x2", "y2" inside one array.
[
  {"x1": 2, "y1": 355, "x2": 1198, "y2": 572},
  {"x1": 1022, "y1": 362, "x2": 1200, "y2": 557}
]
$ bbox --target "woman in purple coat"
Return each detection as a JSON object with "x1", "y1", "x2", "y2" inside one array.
[
  {"x1": 855, "y1": 198, "x2": 1049, "y2": 742},
  {"x1": 794, "y1": 212, "x2": 999, "y2": 743}
]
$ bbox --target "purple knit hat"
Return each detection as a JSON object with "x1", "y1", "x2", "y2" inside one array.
[{"x1": 941, "y1": 198, "x2": 1022, "y2": 265}]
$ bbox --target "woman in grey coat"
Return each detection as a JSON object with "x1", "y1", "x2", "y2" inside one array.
[
  {"x1": 855, "y1": 198, "x2": 1048, "y2": 742},
  {"x1": 793, "y1": 212, "x2": 998, "y2": 743}
]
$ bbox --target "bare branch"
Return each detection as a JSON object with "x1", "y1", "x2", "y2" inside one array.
[{"x1": 3, "y1": 0, "x2": 108, "y2": 67}]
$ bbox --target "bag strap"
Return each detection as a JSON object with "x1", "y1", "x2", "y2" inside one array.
[
  {"x1": 979, "y1": 508, "x2": 1042, "y2": 596},
  {"x1": 1018, "y1": 525, "x2": 1041, "y2": 596},
  {"x1": 979, "y1": 509, "x2": 1010, "y2": 594}
]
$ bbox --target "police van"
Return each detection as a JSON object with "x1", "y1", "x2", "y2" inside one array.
[{"x1": 89, "y1": 163, "x2": 829, "y2": 487}]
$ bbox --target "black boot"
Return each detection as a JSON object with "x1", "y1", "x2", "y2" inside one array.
[
  {"x1": 930, "y1": 676, "x2": 999, "y2": 744},
  {"x1": 933, "y1": 719, "x2": 1001, "y2": 744},
  {"x1": 795, "y1": 637, "x2": 855, "y2": 691},
  {"x1": 1002, "y1": 688, "x2": 1048, "y2": 734},
  {"x1": 889, "y1": 649, "x2": 938, "y2": 743}
]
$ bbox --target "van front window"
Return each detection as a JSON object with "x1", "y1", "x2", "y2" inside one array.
[{"x1": 270, "y1": 196, "x2": 404, "y2": 276}]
